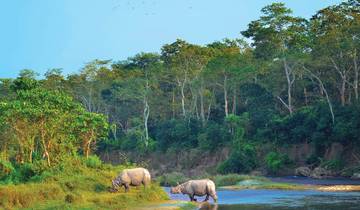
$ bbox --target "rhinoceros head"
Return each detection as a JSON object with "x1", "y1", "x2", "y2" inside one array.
[
  {"x1": 170, "y1": 182, "x2": 182, "y2": 194},
  {"x1": 111, "y1": 179, "x2": 120, "y2": 192}
]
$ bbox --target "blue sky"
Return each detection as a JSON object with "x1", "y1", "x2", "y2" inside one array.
[{"x1": 0, "y1": 0, "x2": 342, "y2": 78}]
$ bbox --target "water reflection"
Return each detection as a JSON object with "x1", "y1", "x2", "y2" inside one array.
[{"x1": 198, "y1": 202, "x2": 218, "y2": 210}]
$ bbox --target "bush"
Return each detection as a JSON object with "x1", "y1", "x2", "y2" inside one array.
[
  {"x1": 85, "y1": 155, "x2": 103, "y2": 169},
  {"x1": 156, "y1": 172, "x2": 189, "y2": 186},
  {"x1": 265, "y1": 152, "x2": 291, "y2": 174},
  {"x1": 155, "y1": 119, "x2": 201, "y2": 152},
  {"x1": 321, "y1": 159, "x2": 344, "y2": 171},
  {"x1": 198, "y1": 122, "x2": 230, "y2": 151},
  {"x1": 213, "y1": 174, "x2": 268, "y2": 186},
  {"x1": 217, "y1": 143, "x2": 257, "y2": 174},
  {"x1": 0, "y1": 160, "x2": 15, "y2": 183}
]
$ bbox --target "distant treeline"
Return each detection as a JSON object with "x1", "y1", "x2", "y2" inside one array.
[{"x1": 0, "y1": 1, "x2": 359, "y2": 174}]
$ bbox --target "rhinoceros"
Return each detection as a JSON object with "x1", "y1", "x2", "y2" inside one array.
[
  {"x1": 111, "y1": 167, "x2": 151, "y2": 192},
  {"x1": 170, "y1": 179, "x2": 218, "y2": 202}
]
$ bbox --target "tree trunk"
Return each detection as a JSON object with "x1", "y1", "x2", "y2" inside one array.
[
  {"x1": 340, "y1": 76, "x2": 346, "y2": 106},
  {"x1": 283, "y1": 58, "x2": 294, "y2": 114},
  {"x1": 304, "y1": 87, "x2": 308, "y2": 106},
  {"x1": 206, "y1": 101, "x2": 212, "y2": 121},
  {"x1": 354, "y1": 49, "x2": 359, "y2": 101},
  {"x1": 223, "y1": 75, "x2": 229, "y2": 117},
  {"x1": 143, "y1": 93, "x2": 150, "y2": 146},
  {"x1": 172, "y1": 90, "x2": 175, "y2": 119},
  {"x1": 180, "y1": 80, "x2": 186, "y2": 118},
  {"x1": 331, "y1": 58, "x2": 347, "y2": 106},
  {"x1": 86, "y1": 140, "x2": 91, "y2": 158},
  {"x1": 304, "y1": 67, "x2": 335, "y2": 124},
  {"x1": 40, "y1": 120, "x2": 51, "y2": 166},
  {"x1": 232, "y1": 88, "x2": 237, "y2": 114},
  {"x1": 199, "y1": 79, "x2": 205, "y2": 124}
]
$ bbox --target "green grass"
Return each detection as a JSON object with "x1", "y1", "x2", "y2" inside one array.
[
  {"x1": 0, "y1": 159, "x2": 169, "y2": 210},
  {"x1": 211, "y1": 174, "x2": 269, "y2": 187},
  {"x1": 178, "y1": 202, "x2": 197, "y2": 210},
  {"x1": 157, "y1": 172, "x2": 269, "y2": 188},
  {"x1": 221, "y1": 179, "x2": 312, "y2": 191},
  {"x1": 156, "y1": 172, "x2": 189, "y2": 187}
]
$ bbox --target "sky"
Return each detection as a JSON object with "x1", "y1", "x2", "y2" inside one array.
[{"x1": 0, "y1": 0, "x2": 342, "y2": 79}]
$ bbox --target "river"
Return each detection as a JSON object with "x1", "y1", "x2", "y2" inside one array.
[{"x1": 163, "y1": 177, "x2": 360, "y2": 210}]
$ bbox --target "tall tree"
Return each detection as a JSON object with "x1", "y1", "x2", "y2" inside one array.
[
  {"x1": 242, "y1": 3, "x2": 308, "y2": 114},
  {"x1": 310, "y1": 0, "x2": 360, "y2": 105}
]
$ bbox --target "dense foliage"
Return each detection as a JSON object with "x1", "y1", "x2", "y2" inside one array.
[{"x1": 1, "y1": 1, "x2": 360, "y2": 175}]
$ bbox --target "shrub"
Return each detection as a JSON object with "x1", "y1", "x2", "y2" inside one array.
[
  {"x1": 198, "y1": 122, "x2": 229, "y2": 151},
  {"x1": 155, "y1": 119, "x2": 201, "y2": 152},
  {"x1": 306, "y1": 154, "x2": 321, "y2": 166},
  {"x1": 85, "y1": 155, "x2": 103, "y2": 169},
  {"x1": 213, "y1": 174, "x2": 268, "y2": 186},
  {"x1": 321, "y1": 159, "x2": 344, "y2": 171},
  {"x1": 265, "y1": 152, "x2": 291, "y2": 174},
  {"x1": 217, "y1": 143, "x2": 257, "y2": 174},
  {"x1": 0, "y1": 160, "x2": 15, "y2": 183},
  {"x1": 156, "y1": 172, "x2": 189, "y2": 186}
]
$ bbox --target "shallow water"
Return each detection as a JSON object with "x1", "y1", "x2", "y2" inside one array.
[{"x1": 164, "y1": 178, "x2": 360, "y2": 210}]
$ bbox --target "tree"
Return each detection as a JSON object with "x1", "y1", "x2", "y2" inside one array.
[
  {"x1": 43, "y1": 68, "x2": 65, "y2": 91},
  {"x1": 161, "y1": 40, "x2": 211, "y2": 119},
  {"x1": 0, "y1": 87, "x2": 108, "y2": 166},
  {"x1": 207, "y1": 39, "x2": 255, "y2": 117},
  {"x1": 242, "y1": 3, "x2": 309, "y2": 114},
  {"x1": 310, "y1": 0, "x2": 360, "y2": 105},
  {"x1": 75, "y1": 112, "x2": 109, "y2": 158},
  {"x1": 11, "y1": 69, "x2": 39, "y2": 91}
]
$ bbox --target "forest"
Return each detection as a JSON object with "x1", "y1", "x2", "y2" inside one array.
[{"x1": 0, "y1": 0, "x2": 360, "y2": 191}]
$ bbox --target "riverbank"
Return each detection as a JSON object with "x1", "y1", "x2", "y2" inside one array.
[
  {"x1": 0, "y1": 159, "x2": 169, "y2": 209},
  {"x1": 220, "y1": 178, "x2": 360, "y2": 192},
  {"x1": 158, "y1": 173, "x2": 360, "y2": 192}
]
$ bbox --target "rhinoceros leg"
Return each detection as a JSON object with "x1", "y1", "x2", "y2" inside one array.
[
  {"x1": 188, "y1": 195, "x2": 193, "y2": 201},
  {"x1": 124, "y1": 184, "x2": 130, "y2": 193},
  {"x1": 188, "y1": 194, "x2": 197, "y2": 202},
  {"x1": 203, "y1": 194, "x2": 209, "y2": 202},
  {"x1": 211, "y1": 194, "x2": 218, "y2": 203}
]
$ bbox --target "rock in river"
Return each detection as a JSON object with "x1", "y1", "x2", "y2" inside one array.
[{"x1": 295, "y1": 166, "x2": 311, "y2": 177}]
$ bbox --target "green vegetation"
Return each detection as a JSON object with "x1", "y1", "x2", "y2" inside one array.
[
  {"x1": 178, "y1": 202, "x2": 198, "y2": 210},
  {"x1": 212, "y1": 174, "x2": 268, "y2": 187},
  {"x1": 0, "y1": 76, "x2": 169, "y2": 208},
  {"x1": 265, "y1": 152, "x2": 292, "y2": 175},
  {"x1": 221, "y1": 179, "x2": 311, "y2": 191},
  {"x1": 1, "y1": 0, "x2": 359, "y2": 176},
  {"x1": 157, "y1": 172, "x2": 268, "y2": 188},
  {"x1": 0, "y1": 2, "x2": 359, "y2": 208},
  {"x1": 0, "y1": 157, "x2": 168, "y2": 209}
]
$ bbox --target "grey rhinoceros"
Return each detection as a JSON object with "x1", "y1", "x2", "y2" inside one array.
[
  {"x1": 111, "y1": 167, "x2": 151, "y2": 192},
  {"x1": 170, "y1": 179, "x2": 218, "y2": 202}
]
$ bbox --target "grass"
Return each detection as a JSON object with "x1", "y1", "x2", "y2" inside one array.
[
  {"x1": 178, "y1": 202, "x2": 197, "y2": 210},
  {"x1": 0, "y1": 158, "x2": 169, "y2": 210},
  {"x1": 211, "y1": 174, "x2": 269, "y2": 187},
  {"x1": 157, "y1": 172, "x2": 269, "y2": 188}
]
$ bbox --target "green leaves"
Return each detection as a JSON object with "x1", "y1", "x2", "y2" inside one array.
[
  {"x1": 0, "y1": 87, "x2": 109, "y2": 165},
  {"x1": 242, "y1": 2, "x2": 308, "y2": 60}
]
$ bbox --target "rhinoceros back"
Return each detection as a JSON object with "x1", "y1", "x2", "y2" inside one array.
[
  {"x1": 182, "y1": 179, "x2": 216, "y2": 196},
  {"x1": 122, "y1": 167, "x2": 151, "y2": 186}
]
